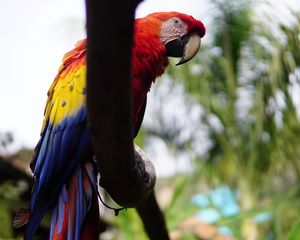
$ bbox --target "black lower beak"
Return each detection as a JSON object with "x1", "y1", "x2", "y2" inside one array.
[
  {"x1": 165, "y1": 35, "x2": 189, "y2": 58},
  {"x1": 165, "y1": 33, "x2": 201, "y2": 66}
]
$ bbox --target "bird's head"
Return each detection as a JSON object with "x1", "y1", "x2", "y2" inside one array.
[{"x1": 141, "y1": 12, "x2": 206, "y2": 65}]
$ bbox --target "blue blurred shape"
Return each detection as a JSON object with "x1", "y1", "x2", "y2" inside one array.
[
  {"x1": 191, "y1": 193, "x2": 210, "y2": 207},
  {"x1": 196, "y1": 208, "x2": 220, "y2": 224},
  {"x1": 255, "y1": 212, "x2": 272, "y2": 223},
  {"x1": 194, "y1": 186, "x2": 241, "y2": 225},
  {"x1": 208, "y1": 186, "x2": 240, "y2": 217},
  {"x1": 210, "y1": 186, "x2": 236, "y2": 208},
  {"x1": 218, "y1": 226, "x2": 234, "y2": 237},
  {"x1": 220, "y1": 202, "x2": 240, "y2": 217},
  {"x1": 209, "y1": 188, "x2": 224, "y2": 208}
]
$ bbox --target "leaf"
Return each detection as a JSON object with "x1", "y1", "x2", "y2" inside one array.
[{"x1": 285, "y1": 218, "x2": 300, "y2": 240}]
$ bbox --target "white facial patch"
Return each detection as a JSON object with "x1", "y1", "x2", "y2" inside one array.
[{"x1": 160, "y1": 17, "x2": 188, "y2": 45}]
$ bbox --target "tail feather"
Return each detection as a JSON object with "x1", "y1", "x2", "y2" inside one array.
[
  {"x1": 80, "y1": 193, "x2": 101, "y2": 240},
  {"x1": 49, "y1": 186, "x2": 69, "y2": 239},
  {"x1": 50, "y1": 162, "x2": 99, "y2": 240},
  {"x1": 13, "y1": 208, "x2": 31, "y2": 229}
]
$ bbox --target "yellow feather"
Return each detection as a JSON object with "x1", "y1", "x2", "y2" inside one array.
[{"x1": 41, "y1": 64, "x2": 86, "y2": 131}]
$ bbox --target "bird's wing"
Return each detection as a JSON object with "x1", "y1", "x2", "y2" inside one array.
[{"x1": 25, "y1": 40, "x2": 92, "y2": 239}]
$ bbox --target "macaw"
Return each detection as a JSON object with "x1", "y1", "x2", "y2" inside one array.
[{"x1": 14, "y1": 12, "x2": 205, "y2": 239}]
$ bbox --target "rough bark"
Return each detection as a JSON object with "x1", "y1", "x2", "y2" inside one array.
[
  {"x1": 85, "y1": 0, "x2": 157, "y2": 210},
  {"x1": 85, "y1": 0, "x2": 150, "y2": 207},
  {"x1": 85, "y1": 1, "x2": 170, "y2": 238},
  {"x1": 136, "y1": 192, "x2": 170, "y2": 240}
]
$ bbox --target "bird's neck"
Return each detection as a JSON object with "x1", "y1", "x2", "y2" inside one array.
[{"x1": 131, "y1": 31, "x2": 169, "y2": 94}]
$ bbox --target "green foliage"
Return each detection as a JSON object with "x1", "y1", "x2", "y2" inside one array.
[
  {"x1": 0, "y1": 200, "x2": 14, "y2": 238},
  {"x1": 166, "y1": 1, "x2": 300, "y2": 239},
  {"x1": 0, "y1": 181, "x2": 25, "y2": 239},
  {"x1": 286, "y1": 218, "x2": 300, "y2": 240},
  {"x1": 212, "y1": 0, "x2": 253, "y2": 75},
  {"x1": 113, "y1": 209, "x2": 148, "y2": 240},
  {"x1": 164, "y1": 176, "x2": 200, "y2": 229}
]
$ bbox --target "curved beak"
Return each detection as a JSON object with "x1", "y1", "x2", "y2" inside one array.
[
  {"x1": 165, "y1": 33, "x2": 201, "y2": 66},
  {"x1": 176, "y1": 33, "x2": 201, "y2": 66}
]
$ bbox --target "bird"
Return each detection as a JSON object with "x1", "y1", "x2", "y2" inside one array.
[{"x1": 14, "y1": 12, "x2": 205, "y2": 240}]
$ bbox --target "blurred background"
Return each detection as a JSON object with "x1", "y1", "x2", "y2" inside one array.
[{"x1": 1, "y1": 0, "x2": 300, "y2": 239}]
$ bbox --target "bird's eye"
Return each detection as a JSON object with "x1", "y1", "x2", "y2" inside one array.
[{"x1": 174, "y1": 19, "x2": 179, "y2": 24}]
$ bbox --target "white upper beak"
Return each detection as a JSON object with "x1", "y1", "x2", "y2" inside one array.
[{"x1": 176, "y1": 33, "x2": 201, "y2": 66}]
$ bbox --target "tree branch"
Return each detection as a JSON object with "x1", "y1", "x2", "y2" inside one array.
[
  {"x1": 85, "y1": 1, "x2": 170, "y2": 238},
  {"x1": 85, "y1": 0, "x2": 154, "y2": 208},
  {"x1": 136, "y1": 192, "x2": 170, "y2": 240}
]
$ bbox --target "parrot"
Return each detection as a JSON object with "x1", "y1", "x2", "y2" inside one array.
[{"x1": 14, "y1": 12, "x2": 205, "y2": 240}]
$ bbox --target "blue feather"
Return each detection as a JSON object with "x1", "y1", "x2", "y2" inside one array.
[
  {"x1": 49, "y1": 204, "x2": 57, "y2": 239},
  {"x1": 25, "y1": 107, "x2": 91, "y2": 240}
]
